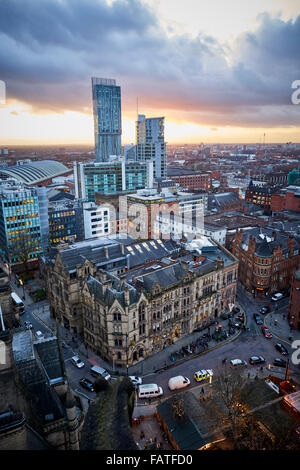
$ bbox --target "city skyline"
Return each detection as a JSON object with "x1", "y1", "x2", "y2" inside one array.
[{"x1": 0, "y1": 0, "x2": 300, "y2": 145}]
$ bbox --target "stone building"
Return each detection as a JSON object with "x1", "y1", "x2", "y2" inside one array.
[
  {"x1": 0, "y1": 328, "x2": 84, "y2": 450},
  {"x1": 42, "y1": 236, "x2": 238, "y2": 368}
]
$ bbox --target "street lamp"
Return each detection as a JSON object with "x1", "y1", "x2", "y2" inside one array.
[
  {"x1": 19, "y1": 279, "x2": 25, "y2": 300},
  {"x1": 5, "y1": 263, "x2": 11, "y2": 281}
]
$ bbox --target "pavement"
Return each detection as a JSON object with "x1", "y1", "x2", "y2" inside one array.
[
  {"x1": 28, "y1": 297, "x2": 245, "y2": 377},
  {"x1": 264, "y1": 308, "x2": 300, "y2": 346}
]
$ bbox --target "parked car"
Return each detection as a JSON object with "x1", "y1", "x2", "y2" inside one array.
[
  {"x1": 273, "y1": 358, "x2": 287, "y2": 368},
  {"x1": 35, "y1": 330, "x2": 44, "y2": 341},
  {"x1": 260, "y1": 305, "x2": 271, "y2": 314},
  {"x1": 275, "y1": 343, "x2": 288, "y2": 355},
  {"x1": 79, "y1": 378, "x2": 95, "y2": 393},
  {"x1": 168, "y1": 376, "x2": 190, "y2": 391},
  {"x1": 24, "y1": 321, "x2": 32, "y2": 330},
  {"x1": 253, "y1": 313, "x2": 263, "y2": 325},
  {"x1": 229, "y1": 319, "x2": 240, "y2": 329},
  {"x1": 193, "y1": 327, "x2": 201, "y2": 333},
  {"x1": 71, "y1": 355, "x2": 85, "y2": 368},
  {"x1": 249, "y1": 356, "x2": 265, "y2": 365},
  {"x1": 271, "y1": 293, "x2": 283, "y2": 302},
  {"x1": 232, "y1": 307, "x2": 240, "y2": 314},
  {"x1": 230, "y1": 359, "x2": 247, "y2": 367},
  {"x1": 194, "y1": 369, "x2": 213, "y2": 382},
  {"x1": 261, "y1": 326, "x2": 273, "y2": 338},
  {"x1": 129, "y1": 376, "x2": 142, "y2": 387}
]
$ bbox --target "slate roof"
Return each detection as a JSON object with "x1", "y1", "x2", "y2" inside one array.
[
  {"x1": 58, "y1": 238, "x2": 179, "y2": 272},
  {"x1": 157, "y1": 392, "x2": 224, "y2": 450},
  {"x1": 87, "y1": 276, "x2": 140, "y2": 308},
  {"x1": 240, "y1": 227, "x2": 300, "y2": 257},
  {"x1": 208, "y1": 192, "x2": 240, "y2": 210},
  {"x1": 135, "y1": 263, "x2": 187, "y2": 292}
]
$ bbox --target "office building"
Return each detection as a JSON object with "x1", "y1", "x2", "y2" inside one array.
[
  {"x1": 48, "y1": 199, "x2": 84, "y2": 245},
  {"x1": 92, "y1": 77, "x2": 122, "y2": 162},
  {"x1": 136, "y1": 114, "x2": 166, "y2": 179},
  {"x1": 0, "y1": 183, "x2": 49, "y2": 267}
]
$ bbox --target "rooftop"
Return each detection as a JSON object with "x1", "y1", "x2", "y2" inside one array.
[{"x1": 0, "y1": 160, "x2": 70, "y2": 185}]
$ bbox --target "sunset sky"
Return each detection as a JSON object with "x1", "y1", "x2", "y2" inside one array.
[{"x1": 1, "y1": 0, "x2": 300, "y2": 145}]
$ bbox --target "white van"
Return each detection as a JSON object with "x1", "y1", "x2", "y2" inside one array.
[
  {"x1": 168, "y1": 375, "x2": 190, "y2": 391},
  {"x1": 90, "y1": 365, "x2": 111, "y2": 381},
  {"x1": 138, "y1": 383, "x2": 163, "y2": 399},
  {"x1": 230, "y1": 359, "x2": 247, "y2": 367}
]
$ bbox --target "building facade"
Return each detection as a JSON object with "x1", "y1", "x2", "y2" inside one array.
[
  {"x1": 42, "y1": 237, "x2": 238, "y2": 367},
  {"x1": 169, "y1": 173, "x2": 212, "y2": 191},
  {"x1": 232, "y1": 228, "x2": 300, "y2": 296},
  {"x1": 91, "y1": 77, "x2": 122, "y2": 162},
  {"x1": 288, "y1": 267, "x2": 300, "y2": 330},
  {"x1": 136, "y1": 114, "x2": 166, "y2": 179},
  {"x1": 48, "y1": 199, "x2": 83, "y2": 245},
  {"x1": 271, "y1": 186, "x2": 300, "y2": 213},
  {"x1": 0, "y1": 184, "x2": 49, "y2": 268},
  {"x1": 73, "y1": 160, "x2": 153, "y2": 202},
  {"x1": 82, "y1": 202, "x2": 110, "y2": 239}
]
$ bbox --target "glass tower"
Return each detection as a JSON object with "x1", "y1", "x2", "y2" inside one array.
[{"x1": 92, "y1": 77, "x2": 122, "y2": 162}]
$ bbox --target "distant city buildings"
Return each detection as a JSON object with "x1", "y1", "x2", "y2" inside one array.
[
  {"x1": 168, "y1": 172, "x2": 212, "y2": 191},
  {"x1": 92, "y1": 77, "x2": 122, "y2": 162},
  {"x1": 271, "y1": 186, "x2": 300, "y2": 213}
]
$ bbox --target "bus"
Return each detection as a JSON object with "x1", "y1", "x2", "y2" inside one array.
[{"x1": 11, "y1": 292, "x2": 25, "y2": 315}]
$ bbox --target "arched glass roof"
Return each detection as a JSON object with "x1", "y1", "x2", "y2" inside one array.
[{"x1": 0, "y1": 160, "x2": 70, "y2": 184}]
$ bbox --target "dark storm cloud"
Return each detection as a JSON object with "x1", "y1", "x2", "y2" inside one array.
[{"x1": 0, "y1": 0, "x2": 299, "y2": 127}]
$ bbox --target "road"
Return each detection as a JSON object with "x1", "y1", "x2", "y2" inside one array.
[
  {"x1": 16, "y1": 276, "x2": 297, "y2": 408},
  {"x1": 136, "y1": 288, "x2": 297, "y2": 402}
]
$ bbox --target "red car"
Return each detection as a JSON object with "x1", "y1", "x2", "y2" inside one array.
[{"x1": 261, "y1": 326, "x2": 273, "y2": 339}]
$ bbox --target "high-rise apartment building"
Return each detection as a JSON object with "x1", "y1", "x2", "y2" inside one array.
[
  {"x1": 73, "y1": 159, "x2": 153, "y2": 202},
  {"x1": 136, "y1": 114, "x2": 166, "y2": 179},
  {"x1": 92, "y1": 77, "x2": 122, "y2": 162}
]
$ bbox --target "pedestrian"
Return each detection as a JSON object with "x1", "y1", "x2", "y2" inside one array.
[
  {"x1": 248, "y1": 372, "x2": 250, "y2": 379},
  {"x1": 201, "y1": 387, "x2": 204, "y2": 394}
]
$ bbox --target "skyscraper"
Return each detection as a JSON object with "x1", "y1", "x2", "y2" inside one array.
[
  {"x1": 136, "y1": 114, "x2": 166, "y2": 179},
  {"x1": 92, "y1": 77, "x2": 122, "y2": 162}
]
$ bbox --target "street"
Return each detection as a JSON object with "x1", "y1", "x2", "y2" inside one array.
[{"x1": 8, "y1": 259, "x2": 298, "y2": 409}]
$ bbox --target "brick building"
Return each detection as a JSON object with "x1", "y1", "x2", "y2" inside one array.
[
  {"x1": 232, "y1": 228, "x2": 300, "y2": 296},
  {"x1": 169, "y1": 173, "x2": 212, "y2": 190},
  {"x1": 245, "y1": 181, "x2": 276, "y2": 211},
  {"x1": 271, "y1": 186, "x2": 300, "y2": 213}
]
